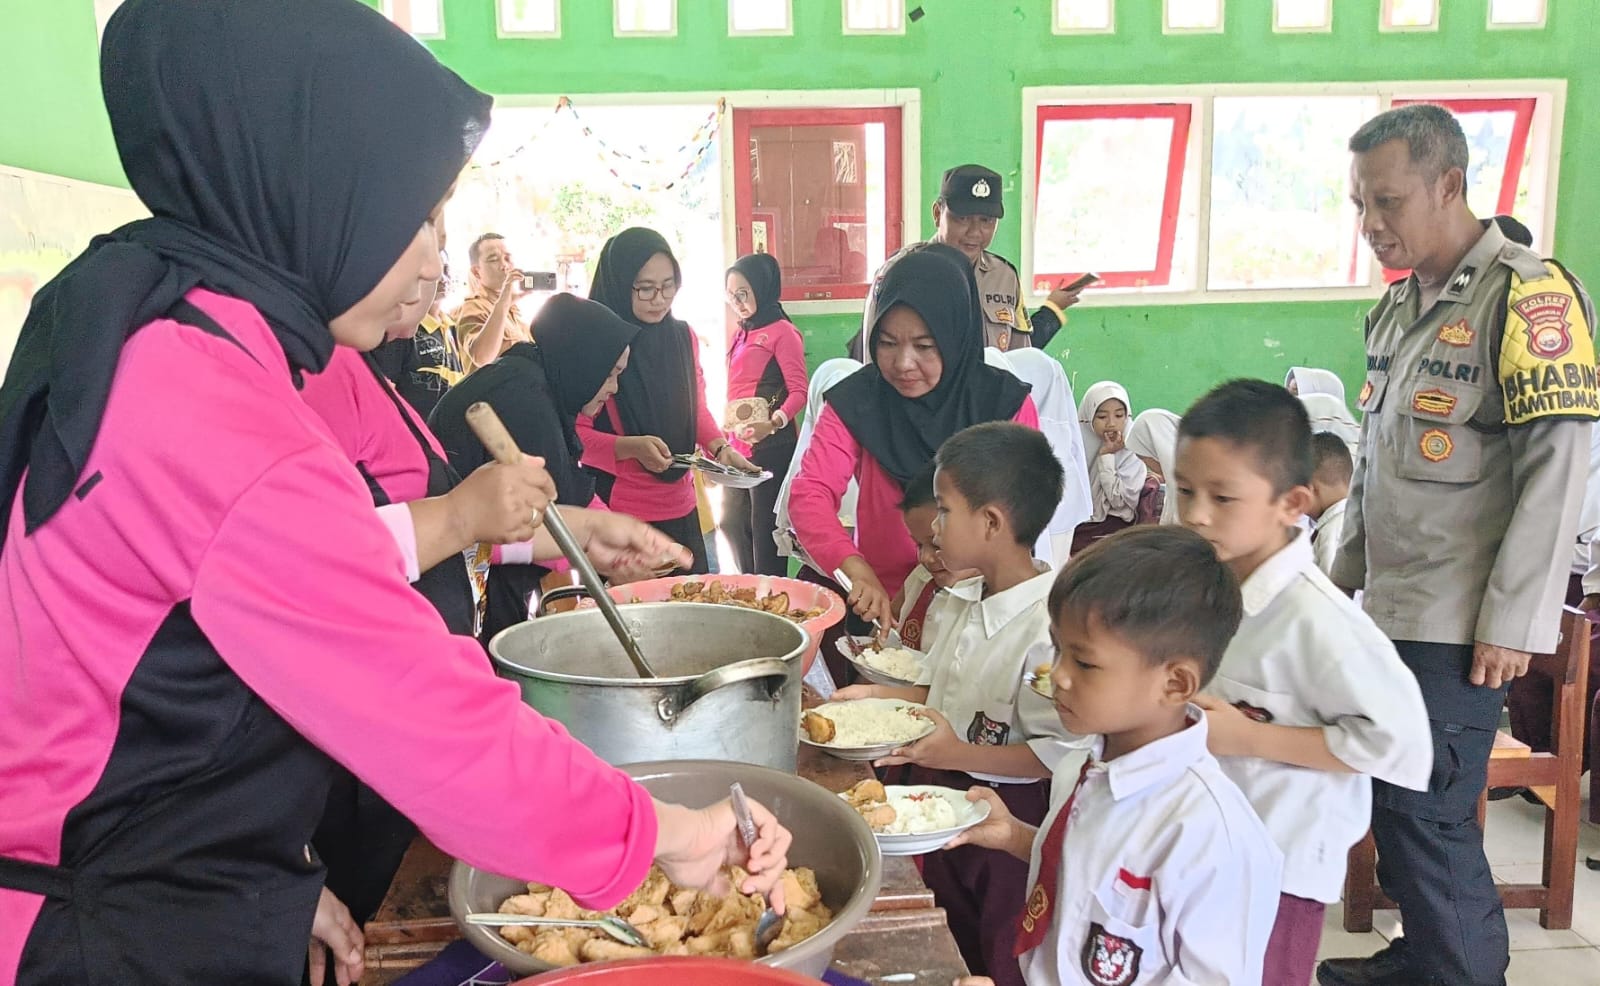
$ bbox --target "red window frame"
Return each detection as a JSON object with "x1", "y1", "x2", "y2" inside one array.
[
  {"x1": 731, "y1": 106, "x2": 904, "y2": 302},
  {"x1": 1031, "y1": 102, "x2": 1193, "y2": 291}
]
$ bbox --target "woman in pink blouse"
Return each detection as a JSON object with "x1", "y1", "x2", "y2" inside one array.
[
  {"x1": 582, "y1": 228, "x2": 757, "y2": 574},
  {"x1": 788, "y1": 244, "x2": 1038, "y2": 628},
  {"x1": 723, "y1": 253, "x2": 809, "y2": 575}
]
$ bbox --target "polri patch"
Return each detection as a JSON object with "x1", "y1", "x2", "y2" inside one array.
[
  {"x1": 1082, "y1": 923, "x2": 1143, "y2": 986},
  {"x1": 1419, "y1": 429, "x2": 1454, "y2": 463},
  {"x1": 1411, "y1": 389, "x2": 1457, "y2": 417},
  {"x1": 1437, "y1": 320, "x2": 1475, "y2": 347},
  {"x1": 967, "y1": 711, "x2": 1011, "y2": 747},
  {"x1": 995, "y1": 306, "x2": 1014, "y2": 324},
  {"x1": 1514, "y1": 292, "x2": 1575, "y2": 359}
]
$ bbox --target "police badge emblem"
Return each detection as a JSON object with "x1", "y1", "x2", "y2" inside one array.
[
  {"x1": 1513, "y1": 292, "x2": 1575, "y2": 360},
  {"x1": 1082, "y1": 922, "x2": 1143, "y2": 986},
  {"x1": 971, "y1": 178, "x2": 992, "y2": 198},
  {"x1": 1419, "y1": 429, "x2": 1454, "y2": 463}
]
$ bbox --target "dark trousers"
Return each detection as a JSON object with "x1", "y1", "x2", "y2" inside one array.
[
  {"x1": 722, "y1": 436, "x2": 795, "y2": 576},
  {"x1": 1372, "y1": 640, "x2": 1509, "y2": 986},
  {"x1": 1263, "y1": 893, "x2": 1325, "y2": 986},
  {"x1": 913, "y1": 766, "x2": 1051, "y2": 986},
  {"x1": 649, "y1": 508, "x2": 710, "y2": 576}
]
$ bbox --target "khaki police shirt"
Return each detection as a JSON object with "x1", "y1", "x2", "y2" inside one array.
[
  {"x1": 1330, "y1": 223, "x2": 1599, "y2": 653},
  {"x1": 860, "y1": 243, "x2": 1036, "y2": 351}
]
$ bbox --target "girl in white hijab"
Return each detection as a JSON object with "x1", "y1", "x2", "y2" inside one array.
[
  {"x1": 1286, "y1": 366, "x2": 1362, "y2": 451},
  {"x1": 773, "y1": 358, "x2": 862, "y2": 572},
  {"x1": 986, "y1": 349, "x2": 1093, "y2": 565},
  {"x1": 1074, "y1": 381, "x2": 1148, "y2": 553},
  {"x1": 1126, "y1": 408, "x2": 1181, "y2": 525}
]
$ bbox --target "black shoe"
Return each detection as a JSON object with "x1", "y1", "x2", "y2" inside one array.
[
  {"x1": 1487, "y1": 786, "x2": 1527, "y2": 801},
  {"x1": 1317, "y1": 938, "x2": 1416, "y2": 986}
]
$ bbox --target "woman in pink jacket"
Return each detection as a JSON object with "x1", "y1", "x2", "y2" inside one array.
[
  {"x1": 788, "y1": 244, "x2": 1037, "y2": 629},
  {"x1": 0, "y1": 3, "x2": 788, "y2": 984},
  {"x1": 581, "y1": 228, "x2": 758, "y2": 574}
]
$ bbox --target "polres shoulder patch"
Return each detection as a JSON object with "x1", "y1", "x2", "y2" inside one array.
[{"x1": 1499, "y1": 260, "x2": 1600, "y2": 426}]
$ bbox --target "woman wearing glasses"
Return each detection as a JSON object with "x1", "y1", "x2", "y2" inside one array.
[
  {"x1": 583, "y1": 227, "x2": 756, "y2": 573},
  {"x1": 722, "y1": 253, "x2": 809, "y2": 575}
]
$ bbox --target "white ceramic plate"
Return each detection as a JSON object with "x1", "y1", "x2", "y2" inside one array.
[
  {"x1": 799, "y1": 699, "x2": 936, "y2": 761},
  {"x1": 835, "y1": 636, "x2": 924, "y2": 687},
  {"x1": 843, "y1": 785, "x2": 993, "y2": 856}
]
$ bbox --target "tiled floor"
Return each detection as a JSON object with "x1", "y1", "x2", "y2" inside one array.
[{"x1": 1312, "y1": 774, "x2": 1600, "y2": 985}]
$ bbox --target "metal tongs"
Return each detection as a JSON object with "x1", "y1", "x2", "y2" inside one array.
[{"x1": 466, "y1": 402, "x2": 658, "y2": 678}]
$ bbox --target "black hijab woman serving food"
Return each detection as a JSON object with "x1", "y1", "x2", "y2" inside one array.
[{"x1": 0, "y1": 3, "x2": 790, "y2": 983}]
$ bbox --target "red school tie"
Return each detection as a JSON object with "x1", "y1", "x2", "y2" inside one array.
[
  {"x1": 1015, "y1": 757, "x2": 1095, "y2": 957},
  {"x1": 900, "y1": 581, "x2": 938, "y2": 651}
]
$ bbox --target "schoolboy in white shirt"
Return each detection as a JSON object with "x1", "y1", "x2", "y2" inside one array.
[
  {"x1": 893, "y1": 462, "x2": 979, "y2": 652},
  {"x1": 952, "y1": 526, "x2": 1283, "y2": 986},
  {"x1": 1306, "y1": 432, "x2": 1352, "y2": 578},
  {"x1": 1175, "y1": 380, "x2": 1431, "y2": 986},
  {"x1": 834, "y1": 422, "x2": 1070, "y2": 986}
]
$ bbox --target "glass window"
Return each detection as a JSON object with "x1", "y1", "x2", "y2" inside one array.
[
  {"x1": 498, "y1": 0, "x2": 559, "y2": 36},
  {"x1": 730, "y1": 0, "x2": 792, "y2": 34},
  {"x1": 1489, "y1": 0, "x2": 1545, "y2": 27},
  {"x1": 380, "y1": 0, "x2": 444, "y2": 38},
  {"x1": 1273, "y1": 0, "x2": 1331, "y2": 31},
  {"x1": 615, "y1": 0, "x2": 675, "y2": 36},
  {"x1": 1054, "y1": 0, "x2": 1114, "y2": 33},
  {"x1": 732, "y1": 107, "x2": 905, "y2": 301},
  {"x1": 1165, "y1": 0, "x2": 1224, "y2": 32},
  {"x1": 1206, "y1": 95, "x2": 1379, "y2": 290},
  {"x1": 1381, "y1": 0, "x2": 1438, "y2": 30},
  {"x1": 1032, "y1": 104, "x2": 1195, "y2": 290},
  {"x1": 842, "y1": 0, "x2": 905, "y2": 34}
]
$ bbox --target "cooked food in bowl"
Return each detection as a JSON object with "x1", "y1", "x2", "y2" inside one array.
[
  {"x1": 649, "y1": 580, "x2": 826, "y2": 624},
  {"x1": 840, "y1": 779, "x2": 959, "y2": 835},
  {"x1": 494, "y1": 864, "x2": 834, "y2": 966},
  {"x1": 801, "y1": 700, "x2": 933, "y2": 748}
]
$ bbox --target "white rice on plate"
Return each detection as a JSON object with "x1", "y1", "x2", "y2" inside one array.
[
  {"x1": 862, "y1": 647, "x2": 922, "y2": 682},
  {"x1": 882, "y1": 791, "x2": 960, "y2": 835},
  {"x1": 818, "y1": 701, "x2": 930, "y2": 747}
]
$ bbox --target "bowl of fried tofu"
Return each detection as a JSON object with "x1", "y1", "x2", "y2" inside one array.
[{"x1": 449, "y1": 759, "x2": 884, "y2": 978}]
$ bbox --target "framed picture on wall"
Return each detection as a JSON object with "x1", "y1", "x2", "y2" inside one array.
[{"x1": 750, "y1": 210, "x2": 779, "y2": 257}]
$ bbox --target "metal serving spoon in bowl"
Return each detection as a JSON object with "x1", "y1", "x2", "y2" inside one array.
[
  {"x1": 462, "y1": 912, "x2": 652, "y2": 949},
  {"x1": 729, "y1": 782, "x2": 784, "y2": 955}
]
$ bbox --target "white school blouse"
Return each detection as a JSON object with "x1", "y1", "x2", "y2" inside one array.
[
  {"x1": 1019, "y1": 713, "x2": 1282, "y2": 986},
  {"x1": 1207, "y1": 531, "x2": 1432, "y2": 902}
]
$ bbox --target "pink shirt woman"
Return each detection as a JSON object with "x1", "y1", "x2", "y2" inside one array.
[{"x1": 788, "y1": 244, "x2": 1038, "y2": 627}]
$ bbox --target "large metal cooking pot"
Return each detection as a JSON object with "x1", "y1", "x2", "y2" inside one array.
[
  {"x1": 489, "y1": 603, "x2": 808, "y2": 771},
  {"x1": 450, "y1": 759, "x2": 884, "y2": 979}
]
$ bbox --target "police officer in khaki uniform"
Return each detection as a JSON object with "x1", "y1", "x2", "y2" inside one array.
[
  {"x1": 1318, "y1": 106, "x2": 1598, "y2": 986},
  {"x1": 855, "y1": 165, "x2": 1082, "y2": 357}
]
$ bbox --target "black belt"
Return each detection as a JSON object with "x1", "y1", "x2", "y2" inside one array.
[{"x1": 0, "y1": 855, "x2": 74, "y2": 900}]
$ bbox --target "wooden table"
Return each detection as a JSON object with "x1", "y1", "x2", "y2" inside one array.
[{"x1": 360, "y1": 745, "x2": 967, "y2": 984}]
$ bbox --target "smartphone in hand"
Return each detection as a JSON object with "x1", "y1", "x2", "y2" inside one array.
[
  {"x1": 520, "y1": 272, "x2": 559, "y2": 292},
  {"x1": 1061, "y1": 272, "x2": 1101, "y2": 293}
]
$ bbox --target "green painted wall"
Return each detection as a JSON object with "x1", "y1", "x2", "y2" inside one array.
[{"x1": 4, "y1": 0, "x2": 1595, "y2": 411}]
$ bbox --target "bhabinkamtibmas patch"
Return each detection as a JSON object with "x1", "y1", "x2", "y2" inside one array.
[{"x1": 1499, "y1": 262, "x2": 1600, "y2": 426}]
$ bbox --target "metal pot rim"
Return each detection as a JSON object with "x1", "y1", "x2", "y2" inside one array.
[{"x1": 487, "y1": 602, "x2": 806, "y2": 687}]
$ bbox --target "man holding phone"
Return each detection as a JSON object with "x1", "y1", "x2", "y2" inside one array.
[
  {"x1": 855, "y1": 165, "x2": 1090, "y2": 355},
  {"x1": 454, "y1": 232, "x2": 536, "y2": 373}
]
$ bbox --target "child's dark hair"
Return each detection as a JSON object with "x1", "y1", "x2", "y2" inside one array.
[
  {"x1": 935, "y1": 422, "x2": 1063, "y2": 546},
  {"x1": 1178, "y1": 379, "x2": 1313, "y2": 494},
  {"x1": 1311, "y1": 432, "x2": 1353, "y2": 486},
  {"x1": 900, "y1": 462, "x2": 937, "y2": 512},
  {"x1": 1048, "y1": 527, "x2": 1241, "y2": 684}
]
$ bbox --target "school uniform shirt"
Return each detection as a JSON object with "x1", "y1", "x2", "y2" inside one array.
[
  {"x1": 788, "y1": 399, "x2": 1040, "y2": 599},
  {"x1": 1311, "y1": 497, "x2": 1348, "y2": 577},
  {"x1": 576, "y1": 323, "x2": 724, "y2": 524},
  {"x1": 896, "y1": 563, "x2": 955, "y2": 653},
  {"x1": 774, "y1": 359, "x2": 862, "y2": 571},
  {"x1": 1018, "y1": 712, "x2": 1283, "y2": 986},
  {"x1": 1331, "y1": 222, "x2": 1599, "y2": 653},
  {"x1": 859, "y1": 244, "x2": 1063, "y2": 353},
  {"x1": 1208, "y1": 531, "x2": 1431, "y2": 903},
  {"x1": 987, "y1": 348, "x2": 1095, "y2": 563},
  {"x1": 1571, "y1": 423, "x2": 1600, "y2": 579},
  {"x1": 0, "y1": 290, "x2": 657, "y2": 981},
  {"x1": 916, "y1": 563, "x2": 1075, "y2": 783}
]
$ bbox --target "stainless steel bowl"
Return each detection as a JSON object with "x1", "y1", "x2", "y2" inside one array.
[{"x1": 449, "y1": 759, "x2": 884, "y2": 978}]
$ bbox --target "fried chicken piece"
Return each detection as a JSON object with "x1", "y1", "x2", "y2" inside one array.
[
  {"x1": 768, "y1": 907, "x2": 830, "y2": 953},
  {"x1": 615, "y1": 867, "x2": 670, "y2": 916},
  {"x1": 499, "y1": 893, "x2": 547, "y2": 917},
  {"x1": 725, "y1": 927, "x2": 758, "y2": 959},
  {"x1": 759, "y1": 592, "x2": 790, "y2": 614},
  {"x1": 542, "y1": 888, "x2": 582, "y2": 921},
  {"x1": 528, "y1": 932, "x2": 582, "y2": 967},
  {"x1": 668, "y1": 888, "x2": 700, "y2": 916},
  {"x1": 685, "y1": 931, "x2": 729, "y2": 956},
  {"x1": 844, "y1": 778, "x2": 887, "y2": 806},
  {"x1": 636, "y1": 914, "x2": 689, "y2": 949},
  {"x1": 497, "y1": 924, "x2": 536, "y2": 946},
  {"x1": 802, "y1": 710, "x2": 836, "y2": 743},
  {"x1": 780, "y1": 868, "x2": 822, "y2": 913},
  {"x1": 579, "y1": 939, "x2": 655, "y2": 963},
  {"x1": 857, "y1": 802, "x2": 895, "y2": 830}
]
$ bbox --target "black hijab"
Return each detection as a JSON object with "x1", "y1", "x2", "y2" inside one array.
[
  {"x1": 588, "y1": 227, "x2": 698, "y2": 483},
  {"x1": 825, "y1": 243, "x2": 1031, "y2": 486},
  {"x1": 728, "y1": 252, "x2": 789, "y2": 331},
  {"x1": 430, "y1": 294, "x2": 640, "y2": 506},
  {"x1": 0, "y1": 0, "x2": 490, "y2": 545}
]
